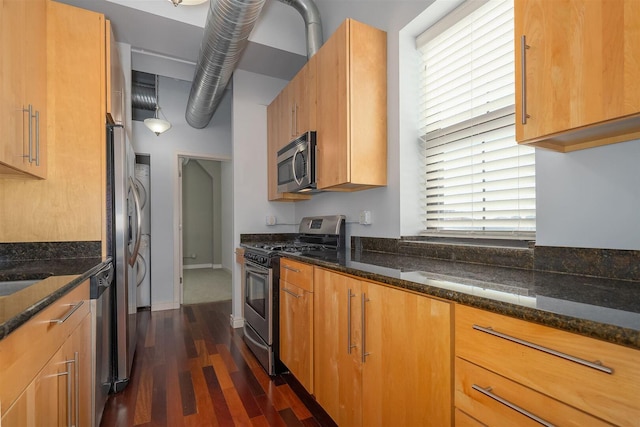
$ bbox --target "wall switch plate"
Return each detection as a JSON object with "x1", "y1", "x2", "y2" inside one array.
[
  {"x1": 266, "y1": 215, "x2": 277, "y2": 226},
  {"x1": 359, "y1": 210, "x2": 372, "y2": 225}
]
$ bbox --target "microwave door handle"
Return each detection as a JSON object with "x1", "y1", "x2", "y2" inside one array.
[{"x1": 292, "y1": 147, "x2": 304, "y2": 185}]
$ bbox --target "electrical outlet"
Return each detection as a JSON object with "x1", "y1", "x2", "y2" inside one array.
[
  {"x1": 359, "y1": 210, "x2": 372, "y2": 225},
  {"x1": 266, "y1": 215, "x2": 277, "y2": 226}
]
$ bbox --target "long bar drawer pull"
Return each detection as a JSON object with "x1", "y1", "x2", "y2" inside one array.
[
  {"x1": 50, "y1": 301, "x2": 84, "y2": 324},
  {"x1": 472, "y1": 324, "x2": 613, "y2": 374},
  {"x1": 282, "y1": 288, "x2": 301, "y2": 298},
  {"x1": 472, "y1": 384, "x2": 555, "y2": 427},
  {"x1": 283, "y1": 266, "x2": 300, "y2": 273}
]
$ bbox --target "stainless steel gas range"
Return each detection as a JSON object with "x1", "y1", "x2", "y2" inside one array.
[{"x1": 242, "y1": 215, "x2": 346, "y2": 375}]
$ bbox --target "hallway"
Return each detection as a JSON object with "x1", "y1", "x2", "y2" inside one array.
[{"x1": 100, "y1": 301, "x2": 334, "y2": 426}]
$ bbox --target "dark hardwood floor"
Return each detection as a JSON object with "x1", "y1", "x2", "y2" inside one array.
[{"x1": 100, "y1": 300, "x2": 335, "y2": 427}]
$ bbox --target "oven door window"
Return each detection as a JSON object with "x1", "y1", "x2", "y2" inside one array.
[
  {"x1": 245, "y1": 264, "x2": 268, "y2": 319},
  {"x1": 277, "y1": 155, "x2": 295, "y2": 187}
]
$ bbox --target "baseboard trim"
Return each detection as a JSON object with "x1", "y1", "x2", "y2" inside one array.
[
  {"x1": 212, "y1": 264, "x2": 222, "y2": 269},
  {"x1": 183, "y1": 263, "x2": 214, "y2": 270},
  {"x1": 229, "y1": 314, "x2": 245, "y2": 329},
  {"x1": 152, "y1": 301, "x2": 180, "y2": 312}
]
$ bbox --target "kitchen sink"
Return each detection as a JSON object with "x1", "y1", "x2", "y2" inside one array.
[{"x1": 0, "y1": 280, "x2": 39, "y2": 297}]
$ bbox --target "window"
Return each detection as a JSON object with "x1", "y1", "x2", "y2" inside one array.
[{"x1": 417, "y1": 0, "x2": 535, "y2": 239}]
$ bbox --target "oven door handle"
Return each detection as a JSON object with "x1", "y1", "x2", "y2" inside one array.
[
  {"x1": 243, "y1": 324, "x2": 269, "y2": 351},
  {"x1": 244, "y1": 261, "x2": 269, "y2": 276}
]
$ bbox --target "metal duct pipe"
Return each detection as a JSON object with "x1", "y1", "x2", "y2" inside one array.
[
  {"x1": 185, "y1": 0, "x2": 323, "y2": 129},
  {"x1": 185, "y1": 0, "x2": 267, "y2": 129},
  {"x1": 276, "y1": 0, "x2": 323, "y2": 59},
  {"x1": 131, "y1": 84, "x2": 156, "y2": 111}
]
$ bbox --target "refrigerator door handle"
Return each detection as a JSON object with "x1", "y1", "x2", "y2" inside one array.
[{"x1": 128, "y1": 176, "x2": 143, "y2": 266}]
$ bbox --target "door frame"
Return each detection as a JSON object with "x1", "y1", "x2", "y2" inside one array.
[{"x1": 173, "y1": 151, "x2": 230, "y2": 308}]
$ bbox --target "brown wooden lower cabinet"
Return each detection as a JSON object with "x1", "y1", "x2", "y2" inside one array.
[
  {"x1": 455, "y1": 304, "x2": 640, "y2": 426},
  {"x1": 280, "y1": 258, "x2": 315, "y2": 394},
  {"x1": 0, "y1": 281, "x2": 91, "y2": 427},
  {"x1": 313, "y1": 267, "x2": 452, "y2": 427}
]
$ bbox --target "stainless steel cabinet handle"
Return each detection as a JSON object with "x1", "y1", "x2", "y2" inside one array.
[
  {"x1": 34, "y1": 110, "x2": 40, "y2": 166},
  {"x1": 59, "y1": 352, "x2": 79, "y2": 427},
  {"x1": 472, "y1": 324, "x2": 613, "y2": 374},
  {"x1": 22, "y1": 104, "x2": 34, "y2": 163},
  {"x1": 521, "y1": 35, "x2": 530, "y2": 125},
  {"x1": 50, "y1": 301, "x2": 84, "y2": 324},
  {"x1": 361, "y1": 293, "x2": 370, "y2": 363},
  {"x1": 347, "y1": 288, "x2": 356, "y2": 354},
  {"x1": 282, "y1": 287, "x2": 301, "y2": 298},
  {"x1": 472, "y1": 384, "x2": 555, "y2": 427},
  {"x1": 283, "y1": 265, "x2": 300, "y2": 273}
]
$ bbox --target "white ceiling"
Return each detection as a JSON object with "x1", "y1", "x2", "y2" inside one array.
[{"x1": 55, "y1": 0, "x2": 431, "y2": 81}]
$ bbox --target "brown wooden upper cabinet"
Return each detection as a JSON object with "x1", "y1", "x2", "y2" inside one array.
[
  {"x1": 266, "y1": 56, "x2": 316, "y2": 202},
  {"x1": 515, "y1": 0, "x2": 640, "y2": 152},
  {"x1": 316, "y1": 19, "x2": 387, "y2": 191},
  {"x1": 0, "y1": 0, "x2": 48, "y2": 178},
  {"x1": 267, "y1": 18, "x2": 387, "y2": 200}
]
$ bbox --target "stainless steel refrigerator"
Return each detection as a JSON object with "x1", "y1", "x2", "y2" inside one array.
[{"x1": 106, "y1": 123, "x2": 142, "y2": 393}]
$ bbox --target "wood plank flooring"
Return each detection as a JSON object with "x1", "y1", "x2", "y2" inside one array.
[{"x1": 101, "y1": 301, "x2": 336, "y2": 427}]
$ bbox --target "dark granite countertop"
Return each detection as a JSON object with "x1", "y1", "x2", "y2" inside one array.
[
  {"x1": 0, "y1": 256, "x2": 110, "y2": 340},
  {"x1": 280, "y1": 249, "x2": 640, "y2": 350}
]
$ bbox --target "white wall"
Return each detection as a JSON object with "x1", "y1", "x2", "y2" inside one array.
[
  {"x1": 231, "y1": 69, "x2": 297, "y2": 324},
  {"x1": 536, "y1": 140, "x2": 640, "y2": 250},
  {"x1": 131, "y1": 76, "x2": 233, "y2": 311}
]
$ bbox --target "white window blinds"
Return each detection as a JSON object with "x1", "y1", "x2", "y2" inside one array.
[{"x1": 417, "y1": 0, "x2": 535, "y2": 239}]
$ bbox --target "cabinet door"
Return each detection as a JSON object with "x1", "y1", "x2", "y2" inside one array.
[
  {"x1": 280, "y1": 281, "x2": 313, "y2": 393},
  {"x1": 22, "y1": 0, "x2": 47, "y2": 177},
  {"x1": 316, "y1": 19, "x2": 349, "y2": 190},
  {"x1": 362, "y1": 283, "x2": 452, "y2": 427},
  {"x1": 515, "y1": 0, "x2": 640, "y2": 148},
  {"x1": 316, "y1": 19, "x2": 387, "y2": 191},
  {"x1": 0, "y1": 0, "x2": 27, "y2": 175},
  {"x1": 0, "y1": 0, "x2": 46, "y2": 178},
  {"x1": 313, "y1": 268, "x2": 362, "y2": 427},
  {"x1": 289, "y1": 56, "x2": 316, "y2": 139}
]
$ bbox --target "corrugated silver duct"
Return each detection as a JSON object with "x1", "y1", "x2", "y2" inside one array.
[
  {"x1": 185, "y1": 0, "x2": 267, "y2": 129},
  {"x1": 185, "y1": 0, "x2": 323, "y2": 129},
  {"x1": 131, "y1": 84, "x2": 156, "y2": 111},
  {"x1": 276, "y1": 0, "x2": 323, "y2": 59}
]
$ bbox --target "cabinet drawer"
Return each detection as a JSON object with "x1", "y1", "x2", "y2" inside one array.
[
  {"x1": 455, "y1": 408, "x2": 486, "y2": 427},
  {"x1": 455, "y1": 358, "x2": 612, "y2": 427},
  {"x1": 455, "y1": 305, "x2": 640, "y2": 426},
  {"x1": 280, "y1": 259, "x2": 313, "y2": 292},
  {"x1": 0, "y1": 279, "x2": 89, "y2": 411}
]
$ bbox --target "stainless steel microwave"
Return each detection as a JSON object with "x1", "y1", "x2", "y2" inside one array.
[{"x1": 277, "y1": 131, "x2": 318, "y2": 193}]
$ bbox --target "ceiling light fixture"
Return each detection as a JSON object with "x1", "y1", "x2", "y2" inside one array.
[
  {"x1": 144, "y1": 75, "x2": 172, "y2": 136},
  {"x1": 168, "y1": 0, "x2": 208, "y2": 6}
]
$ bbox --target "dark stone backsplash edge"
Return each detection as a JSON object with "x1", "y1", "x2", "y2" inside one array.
[
  {"x1": 0, "y1": 241, "x2": 102, "y2": 262},
  {"x1": 352, "y1": 237, "x2": 640, "y2": 282}
]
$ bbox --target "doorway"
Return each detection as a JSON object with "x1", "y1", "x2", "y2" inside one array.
[{"x1": 178, "y1": 156, "x2": 231, "y2": 305}]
